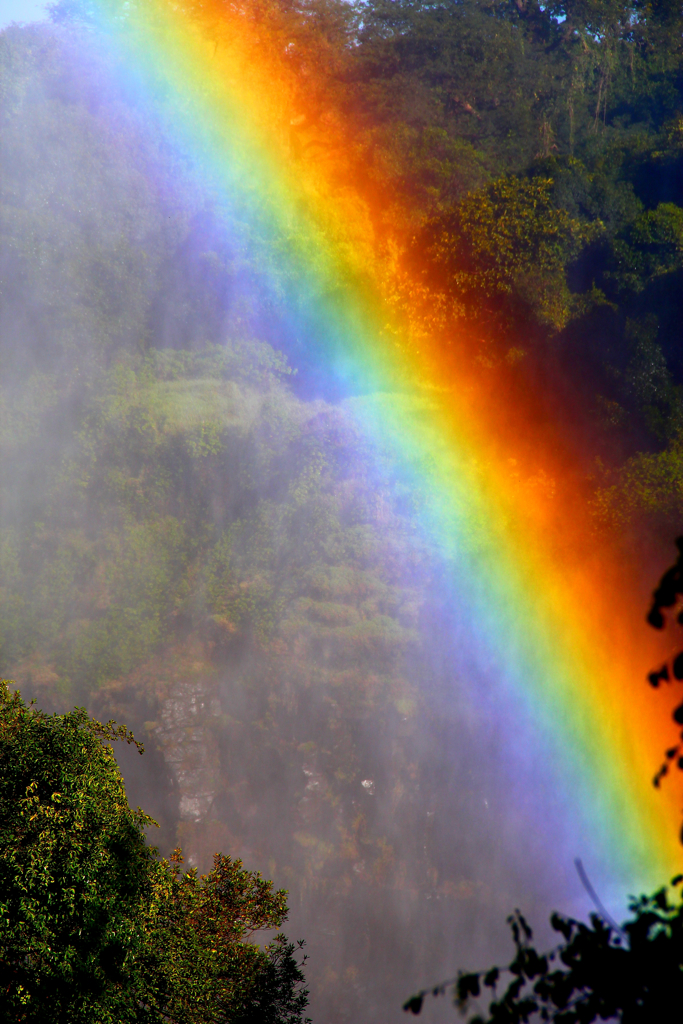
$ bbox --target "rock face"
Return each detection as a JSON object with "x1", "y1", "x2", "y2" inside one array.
[{"x1": 159, "y1": 679, "x2": 221, "y2": 827}]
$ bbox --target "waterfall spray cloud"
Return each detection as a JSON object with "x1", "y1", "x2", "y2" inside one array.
[{"x1": 67, "y1": 0, "x2": 683, "y2": 897}]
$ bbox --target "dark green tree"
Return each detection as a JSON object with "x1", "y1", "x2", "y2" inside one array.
[
  {"x1": 0, "y1": 683, "x2": 155, "y2": 1021},
  {"x1": 414, "y1": 175, "x2": 589, "y2": 332},
  {"x1": 0, "y1": 681, "x2": 309, "y2": 1023}
]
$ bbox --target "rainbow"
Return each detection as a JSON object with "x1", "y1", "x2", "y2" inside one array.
[{"x1": 84, "y1": 0, "x2": 682, "y2": 897}]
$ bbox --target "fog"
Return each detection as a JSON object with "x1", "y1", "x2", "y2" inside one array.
[{"x1": 0, "y1": 21, "x2": 603, "y2": 1022}]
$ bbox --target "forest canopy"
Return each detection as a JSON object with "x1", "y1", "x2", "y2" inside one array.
[{"x1": 17, "y1": 0, "x2": 683, "y2": 542}]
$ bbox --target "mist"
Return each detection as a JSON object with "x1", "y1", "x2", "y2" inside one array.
[{"x1": 0, "y1": 18, "x2": 625, "y2": 1023}]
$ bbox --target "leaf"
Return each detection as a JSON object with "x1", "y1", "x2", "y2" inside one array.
[
  {"x1": 648, "y1": 664, "x2": 669, "y2": 686},
  {"x1": 456, "y1": 972, "x2": 481, "y2": 1002},
  {"x1": 403, "y1": 994, "x2": 424, "y2": 1015}
]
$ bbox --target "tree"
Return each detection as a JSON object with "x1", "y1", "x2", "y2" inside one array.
[
  {"x1": 0, "y1": 683, "x2": 155, "y2": 1022},
  {"x1": 403, "y1": 538, "x2": 683, "y2": 1022},
  {"x1": 405, "y1": 893, "x2": 683, "y2": 1022},
  {"x1": 142, "y1": 849, "x2": 310, "y2": 1024},
  {"x1": 0, "y1": 681, "x2": 310, "y2": 1023},
  {"x1": 413, "y1": 175, "x2": 588, "y2": 333}
]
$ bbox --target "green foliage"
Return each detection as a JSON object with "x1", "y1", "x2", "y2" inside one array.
[
  {"x1": 592, "y1": 434, "x2": 683, "y2": 531},
  {"x1": 610, "y1": 202, "x2": 683, "y2": 292},
  {"x1": 143, "y1": 850, "x2": 309, "y2": 1024},
  {"x1": 0, "y1": 681, "x2": 310, "y2": 1023},
  {"x1": 335, "y1": 0, "x2": 683, "y2": 518},
  {"x1": 350, "y1": 0, "x2": 570, "y2": 192},
  {"x1": 0, "y1": 681, "x2": 153, "y2": 1021},
  {"x1": 0, "y1": 345, "x2": 307, "y2": 687},
  {"x1": 416, "y1": 176, "x2": 587, "y2": 330}
]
